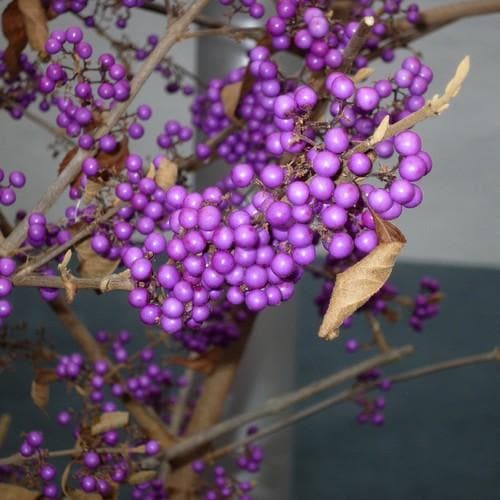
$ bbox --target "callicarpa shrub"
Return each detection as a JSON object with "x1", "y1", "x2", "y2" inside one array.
[{"x1": 0, "y1": 0, "x2": 498, "y2": 498}]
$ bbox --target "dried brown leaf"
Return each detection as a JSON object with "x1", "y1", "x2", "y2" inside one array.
[
  {"x1": 30, "y1": 380, "x2": 49, "y2": 410},
  {"x1": 58, "y1": 147, "x2": 78, "y2": 175},
  {"x1": 17, "y1": 0, "x2": 48, "y2": 54},
  {"x1": 1, "y1": 1, "x2": 28, "y2": 76},
  {"x1": 91, "y1": 411, "x2": 129, "y2": 435},
  {"x1": 221, "y1": 80, "x2": 244, "y2": 122},
  {"x1": 0, "y1": 413, "x2": 11, "y2": 447},
  {"x1": 168, "y1": 348, "x2": 224, "y2": 375},
  {"x1": 82, "y1": 179, "x2": 103, "y2": 204},
  {"x1": 95, "y1": 138, "x2": 129, "y2": 179},
  {"x1": 369, "y1": 115, "x2": 390, "y2": 146},
  {"x1": 352, "y1": 66, "x2": 375, "y2": 83},
  {"x1": 30, "y1": 368, "x2": 57, "y2": 410},
  {"x1": 127, "y1": 470, "x2": 157, "y2": 485},
  {"x1": 155, "y1": 157, "x2": 178, "y2": 190},
  {"x1": 0, "y1": 484, "x2": 41, "y2": 500},
  {"x1": 318, "y1": 214, "x2": 406, "y2": 340},
  {"x1": 75, "y1": 238, "x2": 119, "y2": 279}
]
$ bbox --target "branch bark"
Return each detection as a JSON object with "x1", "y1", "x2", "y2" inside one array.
[
  {"x1": 12, "y1": 272, "x2": 134, "y2": 293},
  {"x1": 203, "y1": 346, "x2": 499, "y2": 463},
  {"x1": 1, "y1": 346, "x2": 496, "y2": 467},
  {"x1": 163, "y1": 344, "x2": 413, "y2": 465},
  {"x1": 168, "y1": 313, "x2": 256, "y2": 498}
]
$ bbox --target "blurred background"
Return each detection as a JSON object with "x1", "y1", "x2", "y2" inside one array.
[{"x1": 0, "y1": 1, "x2": 499, "y2": 498}]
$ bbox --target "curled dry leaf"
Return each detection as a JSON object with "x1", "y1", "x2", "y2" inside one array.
[
  {"x1": 17, "y1": 0, "x2": 48, "y2": 54},
  {"x1": 369, "y1": 115, "x2": 390, "y2": 146},
  {"x1": 0, "y1": 484, "x2": 41, "y2": 500},
  {"x1": 59, "y1": 140, "x2": 129, "y2": 194},
  {"x1": 127, "y1": 470, "x2": 157, "y2": 485},
  {"x1": 155, "y1": 157, "x2": 178, "y2": 190},
  {"x1": 75, "y1": 238, "x2": 119, "y2": 279},
  {"x1": 352, "y1": 66, "x2": 375, "y2": 83},
  {"x1": 220, "y1": 58, "x2": 256, "y2": 124},
  {"x1": 96, "y1": 138, "x2": 129, "y2": 179},
  {"x1": 91, "y1": 411, "x2": 129, "y2": 435},
  {"x1": 221, "y1": 80, "x2": 244, "y2": 123},
  {"x1": 168, "y1": 348, "x2": 224, "y2": 375},
  {"x1": 31, "y1": 368, "x2": 57, "y2": 410},
  {"x1": 1, "y1": 1, "x2": 28, "y2": 76},
  {"x1": 318, "y1": 213, "x2": 406, "y2": 340},
  {"x1": 82, "y1": 179, "x2": 103, "y2": 204}
]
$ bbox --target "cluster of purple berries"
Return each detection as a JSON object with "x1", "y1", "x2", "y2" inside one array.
[
  {"x1": 409, "y1": 276, "x2": 441, "y2": 331},
  {"x1": 0, "y1": 51, "x2": 40, "y2": 118},
  {"x1": 157, "y1": 119, "x2": 194, "y2": 152},
  {"x1": 0, "y1": 168, "x2": 26, "y2": 207},
  {"x1": 49, "y1": 0, "x2": 144, "y2": 30},
  {"x1": 192, "y1": 439, "x2": 262, "y2": 499},
  {"x1": 265, "y1": 0, "x2": 420, "y2": 67},
  {"x1": 0, "y1": 257, "x2": 16, "y2": 325}
]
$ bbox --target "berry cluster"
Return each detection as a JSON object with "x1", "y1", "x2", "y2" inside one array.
[{"x1": 192, "y1": 432, "x2": 263, "y2": 499}]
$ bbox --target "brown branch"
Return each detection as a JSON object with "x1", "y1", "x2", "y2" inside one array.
[
  {"x1": 181, "y1": 25, "x2": 263, "y2": 41},
  {"x1": 48, "y1": 296, "x2": 105, "y2": 361},
  {"x1": 366, "y1": 311, "x2": 391, "y2": 352},
  {"x1": 163, "y1": 345, "x2": 413, "y2": 465},
  {"x1": 11, "y1": 272, "x2": 134, "y2": 292},
  {"x1": 340, "y1": 16, "x2": 375, "y2": 73},
  {"x1": 1, "y1": 347, "x2": 496, "y2": 467},
  {"x1": 0, "y1": 0, "x2": 210, "y2": 257},
  {"x1": 168, "y1": 314, "x2": 255, "y2": 498},
  {"x1": 0, "y1": 444, "x2": 146, "y2": 467},
  {"x1": 203, "y1": 347, "x2": 499, "y2": 463}
]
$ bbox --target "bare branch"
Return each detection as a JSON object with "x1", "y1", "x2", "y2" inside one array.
[
  {"x1": 163, "y1": 345, "x2": 413, "y2": 463},
  {"x1": 204, "y1": 347, "x2": 499, "y2": 462}
]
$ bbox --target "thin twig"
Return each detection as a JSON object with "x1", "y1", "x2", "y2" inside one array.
[
  {"x1": 204, "y1": 346, "x2": 499, "y2": 462},
  {"x1": 0, "y1": 347, "x2": 496, "y2": 467},
  {"x1": 366, "y1": 311, "x2": 391, "y2": 352},
  {"x1": 181, "y1": 26, "x2": 263, "y2": 41},
  {"x1": 11, "y1": 272, "x2": 134, "y2": 292},
  {"x1": 0, "y1": 444, "x2": 147, "y2": 467},
  {"x1": 163, "y1": 345, "x2": 413, "y2": 463},
  {"x1": 339, "y1": 16, "x2": 375, "y2": 73}
]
